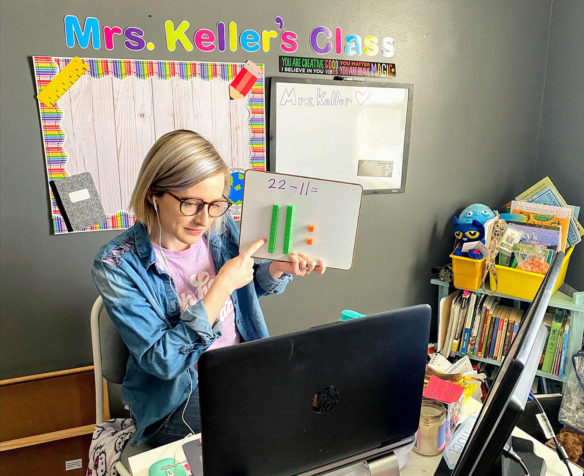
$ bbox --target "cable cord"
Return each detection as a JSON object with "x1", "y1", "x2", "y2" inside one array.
[
  {"x1": 153, "y1": 196, "x2": 185, "y2": 312},
  {"x1": 169, "y1": 432, "x2": 196, "y2": 470},
  {"x1": 181, "y1": 368, "x2": 196, "y2": 436},
  {"x1": 154, "y1": 197, "x2": 196, "y2": 438},
  {"x1": 502, "y1": 443, "x2": 530, "y2": 475},
  {"x1": 530, "y1": 391, "x2": 574, "y2": 476}
]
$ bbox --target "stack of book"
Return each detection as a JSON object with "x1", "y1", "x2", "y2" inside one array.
[
  {"x1": 441, "y1": 291, "x2": 571, "y2": 378},
  {"x1": 497, "y1": 177, "x2": 583, "y2": 273},
  {"x1": 499, "y1": 200, "x2": 572, "y2": 273},
  {"x1": 515, "y1": 176, "x2": 583, "y2": 249},
  {"x1": 540, "y1": 308, "x2": 572, "y2": 379}
]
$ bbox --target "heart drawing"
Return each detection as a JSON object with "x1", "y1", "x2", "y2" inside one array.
[{"x1": 354, "y1": 90, "x2": 371, "y2": 105}]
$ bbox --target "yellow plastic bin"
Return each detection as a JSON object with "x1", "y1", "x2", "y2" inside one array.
[
  {"x1": 450, "y1": 254, "x2": 486, "y2": 291},
  {"x1": 488, "y1": 247, "x2": 573, "y2": 301}
]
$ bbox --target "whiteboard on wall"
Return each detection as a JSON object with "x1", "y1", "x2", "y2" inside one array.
[
  {"x1": 269, "y1": 77, "x2": 413, "y2": 193},
  {"x1": 239, "y1": 171, "x2": 363, "y2": 270}
]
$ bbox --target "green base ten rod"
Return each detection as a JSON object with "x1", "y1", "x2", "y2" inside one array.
[
  {"x1": 283, "y1": 205, "x2": 294, "y2": 254},
  {"x1": 268, "y1": 205, "x2": 279, "y2": 253}
]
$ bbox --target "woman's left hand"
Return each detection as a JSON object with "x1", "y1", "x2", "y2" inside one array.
[{"x1": 269, "y1": 253, "x2": 327, "y2": 279}]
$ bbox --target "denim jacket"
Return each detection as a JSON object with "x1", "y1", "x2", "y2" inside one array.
[{"x1": 92, "y1": 215, "x2": 291, "y2": 444}]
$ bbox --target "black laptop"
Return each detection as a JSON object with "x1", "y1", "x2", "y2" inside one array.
[{"x1": 196, "y1": 304, "x2": 431, "y2": 475}]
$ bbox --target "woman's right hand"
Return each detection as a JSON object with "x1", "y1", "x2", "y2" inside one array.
[
  {"x1": 203, "y1": 238, "x2": 266, "y2": 324},
  {"x1": 215, "y1": 238, "x2": 266, "y2": 294}
]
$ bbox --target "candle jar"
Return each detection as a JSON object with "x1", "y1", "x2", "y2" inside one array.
[{"x1": 413, "y1": 399, "x2": 448, "y2": 456}]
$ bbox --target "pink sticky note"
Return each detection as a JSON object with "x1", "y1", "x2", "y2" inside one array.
[{"x1": 423, "y1": 375, "x2": 465, "y2": 404}]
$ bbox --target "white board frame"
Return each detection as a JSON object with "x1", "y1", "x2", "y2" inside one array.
[
  {"x1": 269, "y1": 77, "x2": 413, "y2": 193},
  {"x1": 239, "y1": 171, "x2": 363, "y2": 270}
]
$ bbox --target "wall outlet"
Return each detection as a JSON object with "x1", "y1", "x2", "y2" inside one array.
[{"x1": 65, "y1": 458, "x2": 83, "y2": 471}]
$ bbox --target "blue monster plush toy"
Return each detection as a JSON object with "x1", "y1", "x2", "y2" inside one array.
[
  {"x1": 452, "y1": 217, "x2": 486, "y2": 259},
  {"x1": 458, "y1": 203, "x2": 495, "y2": 226}
]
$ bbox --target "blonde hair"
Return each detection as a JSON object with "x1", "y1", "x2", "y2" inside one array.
[{"x1": 130, "y1": 130, "x2": 230, "y2": 233}]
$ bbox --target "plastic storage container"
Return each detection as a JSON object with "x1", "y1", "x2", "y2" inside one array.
[
  {"x1": 488, "y1": 247, "x2": 573, "y2": 301},
  {"x1": 450, "y1": 254, "x2": 486, "y2": 291}
]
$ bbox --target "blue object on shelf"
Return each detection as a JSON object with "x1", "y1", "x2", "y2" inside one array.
[{"x1": 339, "y1": 309, "x2": 366, "y2": 321}]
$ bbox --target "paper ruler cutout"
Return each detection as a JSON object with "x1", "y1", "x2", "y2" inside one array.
[{"x1": 37, "y1": 57, "x2": 88, "y2": 107}]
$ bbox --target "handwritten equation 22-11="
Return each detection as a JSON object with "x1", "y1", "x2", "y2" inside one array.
[{"x1": 267, "y1": 178, "x2": 318, "y2": 196}]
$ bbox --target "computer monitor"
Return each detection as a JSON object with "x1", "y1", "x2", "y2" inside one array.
[
  {"x1": 446, "y1": 251, "x2": 565, "y2": 476},
  {"x1": 197, "y1": 304, "x2": 431, "y2": 475}
]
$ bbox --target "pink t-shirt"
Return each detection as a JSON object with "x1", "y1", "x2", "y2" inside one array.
[{"x1": 152, "y1": 238, "x2": 240, "y2": 352}]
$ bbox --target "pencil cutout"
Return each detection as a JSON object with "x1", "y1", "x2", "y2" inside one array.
[
  {"x1": 283, "y1": 205, "x2": 295, "y2": 254},
  {"x1": 229, "y1": 60, "x2": 262, "y2": 99},
  {"x1": 268, "y1": 204, "x2": 280, "y2": 253}
]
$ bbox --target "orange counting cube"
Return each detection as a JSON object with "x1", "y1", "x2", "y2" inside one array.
[
  {"x1": 308, "y1": 224, "x2": 315, "y2": 232},
  {"x1": 306, "y1": 238, "x2": 313, "y2": 245}
]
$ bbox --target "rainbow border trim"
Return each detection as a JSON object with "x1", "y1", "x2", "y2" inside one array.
[{"x1": 33, "y1": 56, "x2": 265, "y2": 233}]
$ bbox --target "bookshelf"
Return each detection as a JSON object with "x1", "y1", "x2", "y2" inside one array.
[
  {"x1": 0, "y1": 366, "x2": 98, "y2": 475},
  {"x1": 431, "y1": 278, "x2": 584, "y2": 391}
]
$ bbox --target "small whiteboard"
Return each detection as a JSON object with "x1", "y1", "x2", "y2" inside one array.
[
  {"x1": 270, "y1": 77, "x2": 413, "y2": 193},
  {"x1": 239, "y1": 171, "x2": 363, "y2": 270}
]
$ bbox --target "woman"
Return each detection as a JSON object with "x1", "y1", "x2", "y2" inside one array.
[{"x1": 92, "y1": 130, "x2": 325, "y2": 446}]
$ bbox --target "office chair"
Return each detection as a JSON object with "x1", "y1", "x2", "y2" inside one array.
[{"x1": 90, "y1": 296, "x2": 154, "y2": 475}]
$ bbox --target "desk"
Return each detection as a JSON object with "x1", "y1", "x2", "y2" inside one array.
[
  {"x1": 401, "y1": 427, "x2": 582, "y2": 476},
  {"x1": 129, "y1": 434, "x2": 198, "y2": 476},
  {"x1": 128, "y1": 428, "x2": 582, "y2": 476}
]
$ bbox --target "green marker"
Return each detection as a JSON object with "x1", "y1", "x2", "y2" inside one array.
[
  {"x1": 268, "y1": 205, "x2": 279, "y2": 253},
  {"x1": 283, "y1": 205, "x2": 294, "y2": 254}
]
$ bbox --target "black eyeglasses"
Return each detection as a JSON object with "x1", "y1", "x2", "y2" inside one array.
[{"x1": 165, "y1": 191, "x2": 232, "y2": 218}]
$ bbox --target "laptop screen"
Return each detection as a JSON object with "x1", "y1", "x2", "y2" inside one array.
[{"x1": 197, "y1": 304, "x2": 431, "y2": 475}]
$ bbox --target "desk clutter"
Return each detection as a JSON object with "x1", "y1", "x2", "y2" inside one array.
[
  {"x1": 413, "y1": 354, "x2": 484, "y2": 467},
  {"x1": 446, "y1": 176, "x2": 582, "y2": 300},
  {"x1": 421, "y1": 351, "x2": 584, "y2": 472}
]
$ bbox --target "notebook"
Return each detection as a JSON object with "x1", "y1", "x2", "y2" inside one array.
[
  {"x1": 195, "y1": 304, "x2": 431, "y2": 475},
  {"x1": 49, "y1": 172, "x2": 106, "y2": 232}
]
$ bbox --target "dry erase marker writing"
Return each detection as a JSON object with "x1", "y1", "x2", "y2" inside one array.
[{"x1": 267, "y1": 178, "x2": 318, "y2": 196}]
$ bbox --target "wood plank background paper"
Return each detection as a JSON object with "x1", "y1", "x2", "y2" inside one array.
[{"x1": 33, "y1": 57, "x2": 266, "y2": 234}]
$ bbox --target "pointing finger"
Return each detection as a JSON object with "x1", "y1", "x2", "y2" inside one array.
[{"x1": 242, "y1": 238, "x2": 266, "y2": 258}]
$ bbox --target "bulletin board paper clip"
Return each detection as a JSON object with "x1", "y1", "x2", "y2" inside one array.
[
  {"x1": 229, "y1": 60, "x2": 263, "y2": 100},
  {"x1": 36, "y1": 57, "x2": 88, "y2": 107}
]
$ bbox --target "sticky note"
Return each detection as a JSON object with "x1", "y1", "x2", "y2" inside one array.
[{"x1": 422, "y1": 375, "x2": 465, "y2": 404}]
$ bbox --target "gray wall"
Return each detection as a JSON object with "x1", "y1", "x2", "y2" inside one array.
[
  {"x1": 0, "y1": 0, "x2": 564, "y2": 379},
  {"x1": 537, "y1": 0, "x2": 584, "y2": 290}
]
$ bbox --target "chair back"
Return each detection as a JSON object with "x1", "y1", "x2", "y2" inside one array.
[
  {"x1": 99, "y1": 302, "x2": 129, "y2": 384},
  {"x1": 90, "y1": 296, "x2": 129, "y2": 423}
]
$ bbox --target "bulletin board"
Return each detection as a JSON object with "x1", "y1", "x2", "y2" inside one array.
[
  {"x1": 239, "y1": 170, "x2": 363, "y2": 270},
  {"x1": 33, "y1": 56, "x2": 266, "y2": 234},
  {"x1": 269, "y1": 77, "x2": 413, "y2": 193}
]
